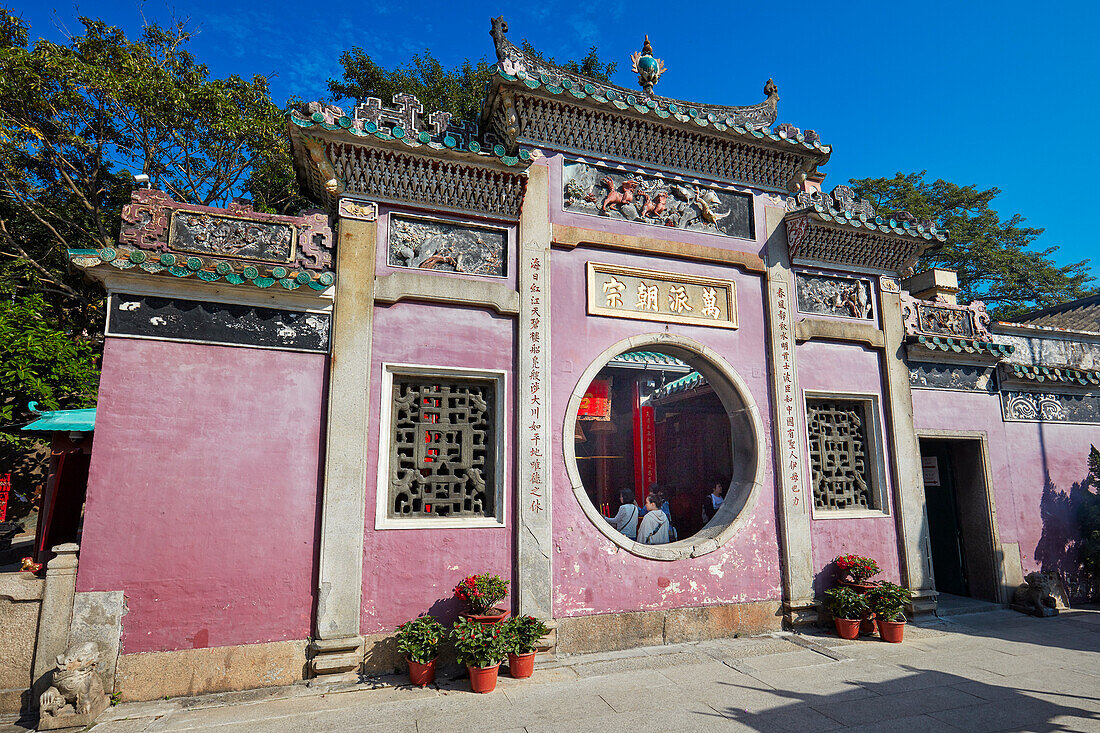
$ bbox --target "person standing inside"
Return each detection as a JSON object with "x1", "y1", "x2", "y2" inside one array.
[
  {"x1": 638, "y1": 493, "x2": 670, "y2": 545},
  {"x1": 701, "y1": 479, "x2": 725, "y2": 524},
  {"x1": 606, "y1": 489, "x2": 639, "y2": 540}
]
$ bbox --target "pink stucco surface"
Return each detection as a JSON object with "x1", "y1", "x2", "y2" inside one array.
[
  {"x1": 78, "y1": 338, "x2": 326, "y2": 653},
  {"x1": 361, "y1": 301, "x2": 514, "y2": 634},
  {"x1": 549, "y1": 244, "x2": 783, "y2": 617},
  {"x1": 912, "y1": 388, "x2": 1099, "y2": 576},
  {"x1": 796, "y1": 339, "x2": 902, "y2": 593}
]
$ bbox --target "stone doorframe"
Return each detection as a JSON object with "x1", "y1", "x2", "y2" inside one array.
[{"x1": 915, "y1": 429, "x2": 1011, "y2": 603}]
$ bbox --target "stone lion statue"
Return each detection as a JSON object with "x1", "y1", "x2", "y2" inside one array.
[
  {"x1": 1012, "y1": 571, "x2": 1070, "y2": 617},
  {"x1": 39, "y1": 641, "x2": 108, "y2": 727}
]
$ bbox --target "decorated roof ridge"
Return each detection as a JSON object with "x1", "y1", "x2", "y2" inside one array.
[
  {"x1": 910, "y1": 334, "x2": 1015, "y2": 358},
  {"x1": 993, "y1": 320, "x2": 1100, "y2": 339},
  {"x1": 785, "y1": 185, "x2": 948, "y2": 243},
  {"x1": 22, "y1": 402, "x2": 96, "y2": 433},
  {"x1": 68, "y1": 246, "x2": 334, "y2": 292},
  {"x1": 652, "y1": 370, "x2": 709, "y2": 400},
  {"x1": 288, "y1": 100, "x2": 532, "y2": 169},
  {"x1": 1003, "y1": 362, "x2": 1100, "y2": 387},
  {"x1": 484, "y1": 16, "x2": 829, "y2": 155},
  {"x1": 608, "y1": 351, "x2": 690, "y2": 367}
]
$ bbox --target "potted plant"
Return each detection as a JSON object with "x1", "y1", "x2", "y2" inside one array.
[
  {"x1": 823, "y1": 586, "x2": 869, "y2": 640},
  {"x1": 866, "y1": 581, "x2": 909, "y2": 643},
  {"x1": 394, "y1": 615, "x2": 445, "y2": 687},
  {"x1": 833, "y1": 554, "x2": 882, "y2": 589},
  {"x1": 452, "y1": 617, "x2": 510, "y2": 693},
  {"x1": 503, "y1": 615, "x2": 549, "y2": 678},
  {"x1": 453, "y1": 573, "x2": 510, "y2": 624}
]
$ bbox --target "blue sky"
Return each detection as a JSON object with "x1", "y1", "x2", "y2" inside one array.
[{"x1": 13, "y1": 1, "x2": 1099, "y2": 279}]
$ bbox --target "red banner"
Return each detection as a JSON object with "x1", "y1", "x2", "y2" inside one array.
[
  {"x1": 632, "y1": 385, "x2": 657, "y2": 502},
  {"x1": 0, "y1": 474, "x2": 9, "y2": 523},
  {"x1": 578, "y1": 379, "x2": 611, "y2": 420}
]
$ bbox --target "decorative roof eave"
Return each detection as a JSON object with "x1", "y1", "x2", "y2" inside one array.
[
  {"x1": 68, "y1": 246, "x2": 335, "y2": 293},
  {"x1": 906, "y1": 334, "x2": 1015, "y2": 361},
  {"x1": 1000, "y1": 361, "x2": 1100, "y2": 389},
  {"x1": 784, "y1": 209, "x2": 941, "y2": 275},
  {"x1": 288, "y1": 104, "x2": 533, "y2": 213},
  {"x1": 651, "y1": 370, "x2": 710, "y2": 402}
]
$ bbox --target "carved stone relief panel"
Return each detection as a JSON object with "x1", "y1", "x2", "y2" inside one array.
[
  {"x1": 388, "y1": 377, "x2": 497, "y2": 518},
  {"x1": 1002, "y1": 391, "x2": 1100, "y2": 423},
  {"x1": 562, "y1": 161, "x2": 754, "y2": 240},
  {"x1": 806, "y1": 399, "x2": 874, "y2": 510},
  {"x1": 169, "y1": 211, "x2": 295, "y2": 263},
  {"x1": 908, "y1": 362, "x2": 996, "y2": 392},
  {"x1": 916, "y1": 303, "x2": 975, "y2": 338},
  {"x1": 795, "y1": 273, "x2": 873, "y2": 319},
  {"x1": 388, "y1": 215, "x2": 506, "y2": 277}
]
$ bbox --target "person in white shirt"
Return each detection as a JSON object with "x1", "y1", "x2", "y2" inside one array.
[
  {"x1": 638, "y1": 494, "x2": 670, "y2": 545},
  {"x1": 607, "y1": 489, "x2": 639, "y2": 540}
]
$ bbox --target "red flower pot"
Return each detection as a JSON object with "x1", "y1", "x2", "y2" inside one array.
[
  {"x1": 508, "y1": 651, "x2": 536, "y2": 678},
  {"x1": 461, "y1": 607, "x2": 509, "y2": 626},
  {"x1": 407, "y1": 657, "x2": 436, "y2": 687},
  {"x1": 877, "y1": 618, "x2": 905, "y2": 643},
  {"x1": 860, "y1": 613, "x2": 877, "y2": 636},
  {"x1": 467, "y1": 663, "x2": 501, "y2": 693},
  {"x1": 834, "y1": 617, "x2": 861, "y2": 640}
]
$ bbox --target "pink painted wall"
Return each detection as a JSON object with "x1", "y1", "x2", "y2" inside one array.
[
  {"x1": 912, "y1": 388, "x2": 1099, "y2": 579},
  {"x1": 361, "y1": 301, "x2": 514, "y2": 634},
  {"x1": 77, "y1": 338, "x2": 326, "y2": 653},
  {"x1": 796, "y1": 339, "x2": 902, "y2": 594},
  {"x1": 548, "y1": 244, "x2": 783, "y2": 617}
]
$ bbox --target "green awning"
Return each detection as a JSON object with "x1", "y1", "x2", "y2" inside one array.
[{"x1": 21, "y1": 402, "x2": 96, "y2": 433}]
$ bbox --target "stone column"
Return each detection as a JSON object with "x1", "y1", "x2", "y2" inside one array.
[
  {"x1": 763, "y1": 207, "x2": 816, "y2": 625},
  {"x1": 311, "y1": 199, "x2": 378, "y2": 678},
  {"x1": 32, "y1": 543, "x2": 79, "y2": 701},
  {"x1": 878, "y1": 281, "x2": 937, "y2": 612},
  {"x1": 516, "y1": 162, "x2": 553, "y2": 620}
]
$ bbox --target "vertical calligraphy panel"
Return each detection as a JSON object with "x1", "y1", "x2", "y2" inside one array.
[
  {"x1": 764, "y1": 206, "x2": 816, "y2": 624},
  {"x1": 517, "y1": 163, "x2": 553, "y2": 620}
]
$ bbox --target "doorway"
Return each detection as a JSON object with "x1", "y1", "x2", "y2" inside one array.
[{"x1": 919, "y1": 437, "x2": 1000, "y2": 602}]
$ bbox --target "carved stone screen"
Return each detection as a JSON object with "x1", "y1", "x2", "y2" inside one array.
[
  {"x1": 388, "y1": 216, "x2": 506, "y2": 277},
  {"x1": 806, "y1": 399, "x2": 874, "y2": 510},
  {"x1": 388, "y1": 377, "x2": 497, "y2": 519}
]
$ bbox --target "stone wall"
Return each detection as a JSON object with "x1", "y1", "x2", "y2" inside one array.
[{"x1": 0, "y1": 571, "x2": 43, "y2": 713}]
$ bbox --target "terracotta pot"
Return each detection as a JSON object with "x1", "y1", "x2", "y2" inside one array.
[
  {"x1": 860, "y1": 613, "x2": 877, "y2": 636},
  {"x1": 406, "y1": 657, "x2": 436, "y2": 687},
  {"x1": 877, "y1": 618, "x2": 905, "y2": 643},
  {"x1": 461, "y1": 607, "x2": 509, "y2": 625},
  {"x1": 508, "y1": 651, "x2": 536, "y2": 678},
  {"x1": 834, "y1": 617, "x2": 861, "y2": 640},
  {"x1": 838, "y1": 579, "x2": 878, "y2": 593},
  {"x1": 467, "y1": 663, "x2": 501, "y2": 693}
]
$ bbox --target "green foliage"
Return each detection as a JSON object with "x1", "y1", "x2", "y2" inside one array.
[
  {"x1": 394, "y1": 615, "x2": 445, "y2": 665},
  {"x1": 328, "y1": 41, "x2": 615, "y2": 124},
  {"x1": 850, "y1": 172, "x2": 1096, "y2": 319},
  {"x1": 450, "y1": 617, "x2": 510, "y2": 669},
  {"x1": 865, "y1": 581, "x2": 909, "y2": 622},
  {"x1": 502, "y1": 614, "x2": 549, "y2": 655},
  {"x1": 823, "y1": 586, "x2": 869, "y2": 620},
  {"x1": 453, "y1": 573, "x2": 509, "y2": 616},
  {"x1": 1079, "y1": 446, "x2": 1100, "y2": 579}
]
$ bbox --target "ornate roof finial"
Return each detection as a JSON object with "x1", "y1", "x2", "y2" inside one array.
[
  {"x1": 631, "y1": 35, "x2": 666, "y2": 95},
  {"x1": 490, "y1": 16, "x2": 509, "y2": 62}
]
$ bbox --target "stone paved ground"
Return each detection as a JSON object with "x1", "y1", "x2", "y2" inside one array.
[{"x1": 7, "y1": 607, "x2": 1100, "y2": 732}]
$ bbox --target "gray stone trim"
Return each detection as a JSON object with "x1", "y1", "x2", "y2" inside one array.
[
  {"x1": 312, "y1": 205, "x2": 378, "y2": 674},
  {"x1": 879, "y1": 287, "x2": 936, "y2": 608},
  {"x1": 908, "y1": 362, "x2": 997, "y2": 393},
  {"x1": 561, "y1": 333, "x2": 766, "y2": 561},
  {"x1": 794, "y1": 318, "x2": 885, "y2": 349},
  {"x1": 68, "y1": 591, "x2": 125, "y2": 695},
  {"x1": 765, "y1": 209, "x2": 815, "y2": 615},
  {"x1": 32, "y1": 544, "x2": 79, "y2": 703},
  {"x1": 516, "y1": 163, "x2": 553, "y2": 619},
  {"x1": 374, "y1": 272, "x2": 519, "y2": 315}
]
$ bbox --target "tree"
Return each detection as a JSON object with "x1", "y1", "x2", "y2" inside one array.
[
  {"x1": 329, "y1": 40, "x2": 616, "y2": 123},
  {"x1": 850, "y1": 172, "x2": 1095, "y2": 319}
]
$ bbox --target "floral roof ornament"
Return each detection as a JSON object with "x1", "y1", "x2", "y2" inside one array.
[{"x1": 631, "y1": 36, "x2": 667, "y2": 95}]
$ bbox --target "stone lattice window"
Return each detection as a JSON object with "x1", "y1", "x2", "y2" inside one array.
[
  {"x1": 388, "y1": 377, "x2": 496, "y2": 518},
  {"x1": 806, "y1": 399, "x2": 875, "y2": 510}
]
